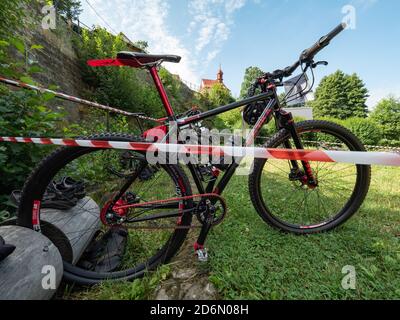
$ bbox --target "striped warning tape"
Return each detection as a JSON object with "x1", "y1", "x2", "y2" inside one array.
[{"x1": 0, "y1": 136, "x2": 399, "y2": 167}]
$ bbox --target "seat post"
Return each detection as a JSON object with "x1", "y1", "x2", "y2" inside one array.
[{"x1": 149, "y1": 66, "x2": 175, "y2": 118}]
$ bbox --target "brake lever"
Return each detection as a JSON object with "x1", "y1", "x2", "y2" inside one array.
[{"x1": 312, "y1": 61, "x2": 328, "y2": 68}]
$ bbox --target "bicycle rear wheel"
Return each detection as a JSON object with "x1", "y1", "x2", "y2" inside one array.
[
  {"x1": 17, "y1": 133, "x2": 193, "y2": 285},
  {"x1": 249, "y1": 120, "x2": 371, "y2": 234}
]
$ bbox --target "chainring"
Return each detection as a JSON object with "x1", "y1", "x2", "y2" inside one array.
[{"x1": 195, "y1": 195, "x2": 227, "y2": 226}]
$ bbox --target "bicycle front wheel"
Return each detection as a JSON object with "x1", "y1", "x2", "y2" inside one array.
[
  {"x1": 17, "y1": 133, "x2": 193, "y2": 285},
  {"x1": 249, "y1": 120, "x2": 371, "y2": 234}
]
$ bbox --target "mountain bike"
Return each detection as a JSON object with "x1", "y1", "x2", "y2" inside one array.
[{"x1": 17, "y1": 23, "x2": 371, "y2": 284}]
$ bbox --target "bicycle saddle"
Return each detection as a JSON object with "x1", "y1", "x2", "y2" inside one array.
[{"x1": 117, "y1": 52, "x2": 181, "y2": 65}]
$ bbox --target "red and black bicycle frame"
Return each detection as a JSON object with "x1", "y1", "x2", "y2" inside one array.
[
  {"x1": 150, "y1": 66, "x2": 313, "y2": 191},
  {"x1": 111, "y1": 65, "x2": 313, "y2": 248}
]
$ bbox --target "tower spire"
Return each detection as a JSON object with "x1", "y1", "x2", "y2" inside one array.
[{"x1": 217, "y1": 64, "x2": 223, "y2": 83}]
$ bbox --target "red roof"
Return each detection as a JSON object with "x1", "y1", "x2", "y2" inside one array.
[{"x1": 201, "y1": 79, "x2": 218, "y2": 89}]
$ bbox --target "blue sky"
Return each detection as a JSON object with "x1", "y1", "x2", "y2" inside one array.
[{"x1": 80, "y1": 0, "x2": 400, "y2": 108}]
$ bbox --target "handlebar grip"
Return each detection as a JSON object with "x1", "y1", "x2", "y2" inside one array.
[
  {"x1": 300, "y1": 22, "x2": 347, "y2": 61},
  {"x1": 326, "y1": 22, "x2": 347, "y2": 41}
]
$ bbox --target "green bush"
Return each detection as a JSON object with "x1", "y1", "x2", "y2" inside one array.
[
  {"x1": 217, "y1": 109, "x2": 241, "y2": 130},
  {"x1": 0, "y1": 1, "x2": 28, "y2": 38},
  {"x1": 62, "y1": 109, "x2": 141, "y2": 137},
  {"x1": 342, "y1": 117, "x2": 382, "y2": 146},
  {"x1": 75, "y1": 28, "x2": 178, "y2": 121},
  {"x1": 319, "y1": 117, "x2": 382, "y2": 146},
  {"x1": 377, "y1": 139, "x2": 400, "y2": 148},
  {"x1": 0, "y1": 40, "x2": 62, "y2": 216},
  {"x1": 370, "y1": 97, "x2": 400, "y2": 144}
]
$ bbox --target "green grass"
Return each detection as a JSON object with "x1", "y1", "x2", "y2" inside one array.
[
  {"x1": 67, "y1": 165, "x2": 400, "y2": 300},
  {"x1": 63, "y1": 265, "x2": 171, "y2": 300},
  {"x1": 207, "y1": 165, "x2": 400, "y2": 299}
]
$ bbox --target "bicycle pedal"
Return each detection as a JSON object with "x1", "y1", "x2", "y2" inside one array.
[{"x1": 195, "y1": 248, "x2": 208, "y2": 262}]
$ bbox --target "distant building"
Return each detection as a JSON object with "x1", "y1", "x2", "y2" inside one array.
[
  {"x1": 200, "y1": 66, "x2": 226, "y2": 91},
  {"x1": 283, "y1": 106, "x2": 313, "y2": 120}
]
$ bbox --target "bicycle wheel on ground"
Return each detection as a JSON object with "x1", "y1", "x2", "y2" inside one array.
[
  {"x1": 17, "y1": 133, "x2": 193, "y2": 285},
  {"x1": 249, "y1": 120, "x2": 371, "y2": 234}
]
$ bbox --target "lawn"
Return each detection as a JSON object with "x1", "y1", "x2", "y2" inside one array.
[
  {"x1": 207, "y1": 165, "x2": 400, "y2": 299},
  {"x1": 65, "y1": 165, "x2": 400, "y2": 300}
]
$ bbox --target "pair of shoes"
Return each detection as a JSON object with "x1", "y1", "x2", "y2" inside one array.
[
  {"x1": 50, "y1": 177, "x2": 86, "y2": 200},
  {"x1": 43, "y1": 177, "x2": 86, "y2": 209},
  {"x1": 10, "y1": 177, "x2": 86, "y2": 210},
  {"x1": 0, "y1": 235, "x2": 16, "y2": 262}
]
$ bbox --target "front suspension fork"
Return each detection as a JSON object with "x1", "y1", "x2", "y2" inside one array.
[{"x1": 278, "y1": 111, "x2": 317, "y2": 185}]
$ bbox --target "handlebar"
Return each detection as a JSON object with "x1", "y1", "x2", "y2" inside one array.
[{"x1": 265, "y1": 22, "x2": 347, "y2": 81}]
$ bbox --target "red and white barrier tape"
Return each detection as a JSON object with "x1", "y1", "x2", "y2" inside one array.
[{"x1": 0, "y1": 137, "x2": 399, "y2": 167}]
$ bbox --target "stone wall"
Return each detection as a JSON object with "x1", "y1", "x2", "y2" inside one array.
[
  {"x1": 15, "y1": 5, "x2": 197, "y2": 123},
  {"x1": 20, "y1": 9, "x2": 88, "y2": 121}
]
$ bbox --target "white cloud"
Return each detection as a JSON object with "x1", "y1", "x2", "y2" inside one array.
[
  {"x1": 206, "y1": 50, "x2": 220, "y2": 62},
  {"x1": 81, "y1": 0, "x2": 247, "y2": 84},
  {"x1": 189, "y1": 0, "x2": 247, "y2": 64},
  {"x1": 83, "y1": 0, "x2": 198, "y2": 83},
  {"x1": 351, "y1": 0, "x2": 379, "y2": 10},
  {"x1": 367, "y1": 85, "x2": 400, "y2": 109}
]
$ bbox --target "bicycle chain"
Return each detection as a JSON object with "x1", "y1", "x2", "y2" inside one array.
[
  {"x1": 121, "y1": 193, "x2": 226, "y2": 231},
  {"x1": 125, "y1": 224, "x2": 202, "y2": 230}
]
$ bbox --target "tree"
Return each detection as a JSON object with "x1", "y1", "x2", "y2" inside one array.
[
  {"x1": 239, "y1": 66, "x2": 264, "y2": 98},
  {"x1": 202, "y1": 83, "x2": 235, "y2": 108},
  {"x1": 53, "y1": 0, "x2": 82, "y2": 20},
  {"x1": 370, "y1": 96, "x2": 400, "y2": 143},
  {"x1": 159, "y1": 67, "x2": 180, "y2": 100},
  {"x1": 77, "y1": 28, "x2": 164, "y2": 117},
  {"x1": 0, "y1": 6, "x2": 61, "y2": 214},
  {"x1": 198, "y1": 83, "x2": 236, "y2": 129},
  {"x1": 311, "y1": 70, "x2": 369, "y2": 119},
  {"x1": 134, "y1": 40, "x2": 149, "y2": 52}
]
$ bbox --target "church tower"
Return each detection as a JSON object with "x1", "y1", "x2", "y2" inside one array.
[
  {"x1": 217, "y1": 65, "x2": 223, "y2": 83},
  {"x1": 200, "y1": 65, "x2": 228, "y2": 91}
]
